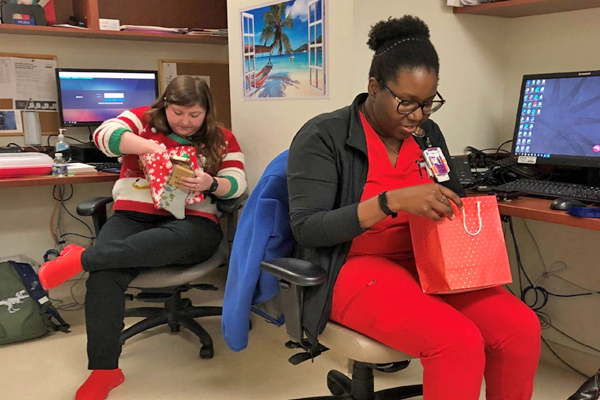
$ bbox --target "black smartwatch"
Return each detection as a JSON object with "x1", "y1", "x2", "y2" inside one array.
[
  {"x1": 378, "y1": 191, "x2": 397, "y2": 218},
  {"x1": 208, "y1": 177, "x2": 219, "y2": 193}
]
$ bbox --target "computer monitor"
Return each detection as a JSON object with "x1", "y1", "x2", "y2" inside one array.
[
  {"x1": 511, "y1": 70, "x2": 600, "y2": 168},
  {"x1": 56, "y1": 68, "x2": 159, "y2": 127}
]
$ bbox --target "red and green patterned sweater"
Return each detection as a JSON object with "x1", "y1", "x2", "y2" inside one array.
[{"x1": 93, "y1": 106, "x2": 246, "y2": 223}]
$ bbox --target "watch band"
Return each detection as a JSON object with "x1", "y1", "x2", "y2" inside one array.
[
  {"x1": 208, "y1": 176, "x2": 219, "y2": 193},
  {"x1": 378, "y1": 191, "x2": 397, "y2": 218}
]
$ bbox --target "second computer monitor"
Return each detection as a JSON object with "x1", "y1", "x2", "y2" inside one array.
[
  {"x1": 512, "y1": 70, "x2": 600, "y2": 168},
  {"x1": 56, "y1": 68, "x2": 159, "y2": 127}
]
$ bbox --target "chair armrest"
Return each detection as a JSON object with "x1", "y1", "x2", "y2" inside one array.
[
  {"x1": 261, "y1": 258, "x2": 326, "y2": 344},
  {"x1": 216, "y1": 193, "x2": 249, "y2": 215},
  {"x1": 216, "y1": 193, "x2": 248, "y2": 245},
  {"x1": 77, "y1": 197, "x2": 114, "y2": 234},
  {"x1": 261, "y1": 258, "x2": 326, "y2": 287},
  {"x1": 76, "y1": 197, "x2": 114, "y2": 216}
]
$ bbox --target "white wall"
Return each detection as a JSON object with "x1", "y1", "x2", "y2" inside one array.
[
  {"x1": 227, "y1": 0, "x2": 508, "y2": 188},
  {"x1": 0, "y1": 34, "x2": 228, "y2": 264}
]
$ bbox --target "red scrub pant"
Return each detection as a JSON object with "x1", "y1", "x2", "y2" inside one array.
[{"x1": 330, "y1": 256, "x2": 541, "y2": 400}]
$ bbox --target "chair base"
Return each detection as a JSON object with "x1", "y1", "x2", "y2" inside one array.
[
  {"x1": 291, "y1": 362, "x2": 423, "y2": 400},
  {"x1": 120, "y1": 290, "x2": 221, "y2": 359}
]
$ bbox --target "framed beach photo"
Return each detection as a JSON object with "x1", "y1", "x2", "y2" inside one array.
[{"x1": 241, "y1": 0, "x2": 327, "y2": 100}]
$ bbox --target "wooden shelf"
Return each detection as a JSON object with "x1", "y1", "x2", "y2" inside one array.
[
  {"x1": 0, "y1": 171, "x2": 119, "y2": 188},
  {"x1": 0, "y1": 24, "x2": 228, "y2": 45},
  {"x1": 453, "y1": 0, "x2": 600, "y2": 18}
]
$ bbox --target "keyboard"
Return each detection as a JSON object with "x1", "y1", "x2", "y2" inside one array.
[
  {"x1": 494, "y1": 179, "x2": 600, "y2": 203},
  {"x1": 89, "y1": 162, "x2": 121, "y2": 173}
]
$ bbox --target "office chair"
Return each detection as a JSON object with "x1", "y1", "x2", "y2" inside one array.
[
  {"x1": 260, "y1": 258, "x2": 423, "y2": 400},
  {"x1": 77, "y1": 194, "x2": 247, "y2": 359}
]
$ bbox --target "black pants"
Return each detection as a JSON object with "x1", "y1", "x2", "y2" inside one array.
[{"x1": 82, "y1": 211, "x2": 223, "y2": 370}]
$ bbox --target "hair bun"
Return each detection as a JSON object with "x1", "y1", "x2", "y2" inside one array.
[{"x1": 367, "y1": 15, "x2": 430, "y2": 52}]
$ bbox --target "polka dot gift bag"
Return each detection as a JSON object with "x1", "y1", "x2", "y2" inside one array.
[
  {"x1": 139, "y1": 145, "x2": 205, "y2": 219},
  {"x1": 408, "y1": 196, "x2": 512, "y2": 294}
]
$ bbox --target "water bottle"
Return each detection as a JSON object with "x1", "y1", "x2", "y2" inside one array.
[
  {"x1": 55, "y1": 129, "x2": 71, "y2": 162},
  {"x1": 52, "y1": 153, "x2": 68, "y2": 177}
]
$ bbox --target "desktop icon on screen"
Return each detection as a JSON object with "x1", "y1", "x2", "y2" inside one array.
[{"x1": 537, "y1": 109, "x2": 541, "y2": 115}]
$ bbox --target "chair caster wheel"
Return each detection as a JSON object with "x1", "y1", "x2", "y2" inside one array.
[
  {"x1": 327, "y1": 370, "x2": 351, "y2": 396},
  {"x1": 200, "y1": 345, "x2": 214, "y2": 359}
]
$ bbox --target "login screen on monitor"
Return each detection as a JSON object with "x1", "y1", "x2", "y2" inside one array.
[{"x1": 56, "y1": 69, "x2": 159, "y2": 127}]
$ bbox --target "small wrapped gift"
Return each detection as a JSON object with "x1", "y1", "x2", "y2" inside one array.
[{"x1": 139, "y1": 146, "x2": 204, "y2": 219}]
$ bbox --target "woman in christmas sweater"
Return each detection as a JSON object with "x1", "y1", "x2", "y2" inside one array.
[{"x1": 38, "y1": 75, "x2": 246, "y2": 400}]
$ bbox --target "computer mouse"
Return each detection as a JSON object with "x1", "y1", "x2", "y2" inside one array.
[{"x1": 550, "y1": 197, "x2": 586, "y2": 211}]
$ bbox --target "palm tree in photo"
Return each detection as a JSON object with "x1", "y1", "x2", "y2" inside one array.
[{"x1": 259, "y1": 2, "x2": 293, "y2": 56}]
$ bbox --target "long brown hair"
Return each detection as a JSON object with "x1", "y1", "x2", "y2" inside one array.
[{"x1": 145, "y1": 75, "x2": 226, "y2": 175}]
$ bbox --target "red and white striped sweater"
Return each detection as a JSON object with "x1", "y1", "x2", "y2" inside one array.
[{"x1": 94, "y1": 106, "x2": 246, "y2": 223}]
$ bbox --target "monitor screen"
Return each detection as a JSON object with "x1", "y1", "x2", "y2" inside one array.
[
  {"x1": 56, "y1": 69, "x2": 159, "y2": 127},
  {"x1": 511, "y1": 70, "x2": 600, "y2": 168}
]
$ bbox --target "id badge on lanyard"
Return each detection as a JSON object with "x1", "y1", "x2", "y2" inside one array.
[{"x1": 415, "y1": 130, "x2": 451, "y2": 183}]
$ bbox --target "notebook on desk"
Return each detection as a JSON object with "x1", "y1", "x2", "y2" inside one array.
[{"x1": 67, "y1": 163, "x2": 97, "y2": 175}]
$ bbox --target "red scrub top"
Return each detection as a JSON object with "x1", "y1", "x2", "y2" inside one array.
[{"x1": 348, "y1": 112, "x2": 434, "y2": 261}]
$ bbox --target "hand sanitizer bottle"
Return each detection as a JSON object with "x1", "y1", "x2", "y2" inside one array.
[{"x1": 55, "y1": 129, "x2": 71, "y2": 162}]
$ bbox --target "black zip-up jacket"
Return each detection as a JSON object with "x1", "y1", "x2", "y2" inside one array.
[{"x1": 287, "y1": 93, "x2": 466, "y2": 346}]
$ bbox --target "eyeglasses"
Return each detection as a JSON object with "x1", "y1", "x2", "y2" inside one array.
[{"x1": 380, "y1": 82, "x2": 446, "y2": 115}]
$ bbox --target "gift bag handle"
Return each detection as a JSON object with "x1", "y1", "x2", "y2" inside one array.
[{"x1": 462, "y1": 201, "x2": 482, "y2": 236}]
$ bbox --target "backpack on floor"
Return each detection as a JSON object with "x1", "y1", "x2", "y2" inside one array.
[{"x1": 0, "y1": 260, "x2": 70, "y2": 345}]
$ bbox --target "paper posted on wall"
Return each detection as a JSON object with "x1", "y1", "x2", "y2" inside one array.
[{"x1": 0, "y1": 57, "x2": 58, "y2": 112}]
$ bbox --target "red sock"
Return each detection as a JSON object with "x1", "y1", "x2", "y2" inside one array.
[
  {"x1": 75, "y1": 369, "x2": 125, "y2": 400},
  {"x1": 38, "y1": 244, "x2": 85, "y2": 290}
]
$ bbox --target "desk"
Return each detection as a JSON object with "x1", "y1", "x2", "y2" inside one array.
[
  {"x1": 496, "y1": 196, "x2": 600, "y2": 232},
  {"x1": 0, "y1": 172, "x2": 119, "y2": 189}
]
